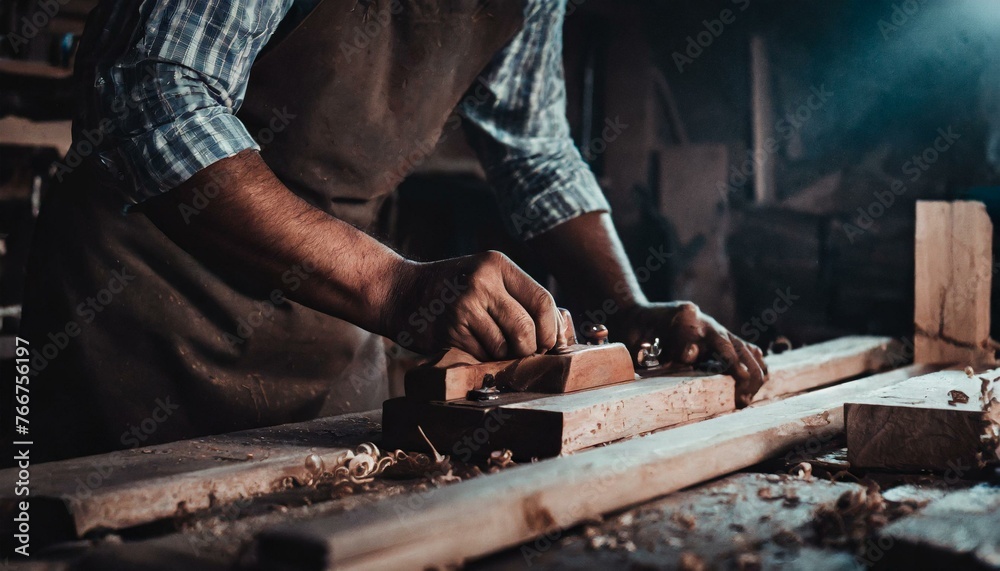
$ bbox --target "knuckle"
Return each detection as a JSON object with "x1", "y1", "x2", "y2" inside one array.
[
  {"x1": 677, "y1": 301, "x2": 699, "y2": 314},
  {"x1": 534, "y1": 288, "x2": 556, "y2": 312},
  {"x1": 481, "y1": 249, "x2": 508, "y2": 266}
]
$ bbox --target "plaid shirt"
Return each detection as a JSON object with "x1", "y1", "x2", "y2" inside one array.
[{"x1": 78, "y1": 0, "x2": 609, "y2": 239}]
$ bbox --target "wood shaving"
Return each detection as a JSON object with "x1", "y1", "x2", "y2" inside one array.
[
  {"x1": 789, "y1": 462, "x2": 813, "y2": 480},
  {"x1": 773, "y1": 528, "x2": 803, "y2": 547},
  {"x1": 671, "y1": 511, "x2": 697, "y2": 530},
  {"x1": 812, "y1": 483, "x2": 887, "y2": 554},
  {"x1": 736, "y1": 552, "x2": 762, "y2": 571},
  {"x1": 948, "y1": 389, "x2": 969, "y2": 406},
  {"x1": 679, "y1": 551, "x2": 707, "y2": 571},
  {"x1": 757, "y1": 487, "x2": 775, "y2": 500}
]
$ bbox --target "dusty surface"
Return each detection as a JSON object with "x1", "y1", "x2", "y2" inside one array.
[
  {"x1": 470, "y1": 473, "x2": 910, "y2": 571},
  {"x1": 6, "y1": 432, "x2": 998, "y2": 571}
]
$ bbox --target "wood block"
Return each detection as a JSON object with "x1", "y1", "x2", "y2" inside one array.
[
  {"x1": 385, "y1": 336, "x2": 900, "y2": 459},
  {"x1": 914, "y1": 201, "x2": 995, "y2": 365},
  {"x1": 501, "y1": 373, "x2": 734, "y2": 455},
  {"x1": 0, "y1": 412, "x2": 381, "y2": 543},
  {"x1": 945, "y1": 201, "x2": 993, "y2": 346},
  {"x1": 403, "y1": 343, "x2": 635, "y2": 401},
  {"x1": 258, "y1": 365, "x2": 936, "y2": 571},
  {"x1": 914, "y1": 201, "x2": 951, "y2": 337},
  {"x1": 845, "y1": 368, "x2": 1000, "y2": 472}
]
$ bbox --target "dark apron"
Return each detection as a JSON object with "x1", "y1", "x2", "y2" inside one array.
[{"x1": 22, "y1": 0, "x2": 524, "y2": 461}]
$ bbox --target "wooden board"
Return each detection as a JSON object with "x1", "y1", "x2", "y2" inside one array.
[
  {"x1": 0, "y1": 412, "x2": 381, "y2": 544},
  {"x1": 845, "y1": 369, "x2": 999, "y2": 471},
  {"x1": 403, "y1": 343, "x2": 635, "y2": 401},
  {"x1": 753, "y1": 335, "x2": 903, "y2": 401},
  {"x1": 256, "y1": 364, "x2": 937, "y2": 571},
  {"x1": 914, "y1": 201, "x2": 995, "y2": 365},
  {"x1": 384, "y1": 336, "x2": 901, "y2": 458},
  {"x1": 0, "y1": 116, "x2": 72, "y2": 155}
]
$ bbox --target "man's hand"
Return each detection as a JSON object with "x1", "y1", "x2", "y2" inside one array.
[
  {"x1": 527, "y1": 212, "x2": 768, "y2": 405},
  {"x1": 384, "y1": 251, "x2": 567, "y2": 361},
  {"x1": 612, "y1": 302, "x2": 767, "y2": 406}
]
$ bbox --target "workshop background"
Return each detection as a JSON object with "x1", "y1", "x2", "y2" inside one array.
[{"x1": 1, "y1": 0, "x2": 999, "y2": 355}]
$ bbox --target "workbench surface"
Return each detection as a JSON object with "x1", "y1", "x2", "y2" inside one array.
[{"x1": 4, "y1": 408, "x2": 998, "y2": 571}]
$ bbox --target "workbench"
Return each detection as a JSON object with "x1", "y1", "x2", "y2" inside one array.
[{"x1": 2, "y1": 402, "x2": 997, "y2": 571}]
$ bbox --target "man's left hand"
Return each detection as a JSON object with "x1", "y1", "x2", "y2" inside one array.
[{"x1": 610, "y1": 302, "x2": 768, "y2": 407}]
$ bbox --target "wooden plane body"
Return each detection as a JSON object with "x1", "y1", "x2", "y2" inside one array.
[{"x1": 403, "y1": 343, "x2": 636, "y2": 402}]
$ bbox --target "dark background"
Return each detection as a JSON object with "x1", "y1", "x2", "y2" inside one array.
[{"x1": 1, "y1": 0, "x2": 998, "y2": 353}]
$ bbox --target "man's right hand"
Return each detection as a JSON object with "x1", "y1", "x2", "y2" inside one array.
[{"x1": 384, "y1": 251, "x2": 565, "y2": 361}]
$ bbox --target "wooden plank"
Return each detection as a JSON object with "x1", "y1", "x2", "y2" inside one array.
[
  {"x1": 404, "y1": 343, "x2": 635, "y2": 401},
  {"x1": 845, "y1": 368, "x2": 999, "y2": 471},
  {"x1": 503, "y1": 372, "x2": 734, "y2": 455},
  {"x1": 384, "y1": 336, "x2": 901, "y2": 458},
  {"x1": 914, "y1": 201, "x2": 996, "y2": 365},
  {"x1": 0, "y1": 116, "x2": 72, "y2": 155},
  {"x1": 256, "y1": 364, "x2": 937, "y2": 571},
  {"x1": 0, "y1": 412, "x2": 381, "y2": 543},
  {"x1": 754, "y1": 335, "x2": 903, "y2": 400}
]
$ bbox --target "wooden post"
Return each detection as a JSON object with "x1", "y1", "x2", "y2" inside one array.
[
  {"x1": 750, "y1": 35, "x2": 776, "y2": 205},
  {"x1": 914, "y1": 201, "x2": 997, "y2": 365}
]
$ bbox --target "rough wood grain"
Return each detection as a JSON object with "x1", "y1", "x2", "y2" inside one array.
[
  {"x1": 258, "y1": 364, "x2": 936, "y2": 571},
  {"x1": 384, "y1": 336, "x2": 900, "y2": 458},
  {"x1": 404, "y1": 343, "x2": 635, "y2": 401},
  {"x1": 845, "y1": 368, "x2": 1000, "y2": 471},
  {"x1": 914, "y1": 201, "x2": 996, "y2": 365},
  {"x1": 0, "y1": 412, "x2": 380, "y2": 542}
]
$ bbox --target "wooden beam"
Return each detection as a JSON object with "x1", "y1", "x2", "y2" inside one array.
[
  {"x1": 914, "y1": 201, "x2": 996, "y2": 366},
  {"x1": 256, "y1": 364, "x2": 937, "y2": 571},
  {"x1": 845, "y1": 368, "x2": 999, "y2": 471},
  {"x1": 0, "y1": 412, "x2": 380, "y2": 543},
  {"x1": 404, "y1": 343, "x2": 635, "y2": 401},
  {"x1": 0, "y1": 116, "x2": 72, "y2": 156},
  {"x1": 383, "y1": 336, "x2": 902, "y2": 458},
  {"x1": 753, "y1": 335, "x2": 904, "y2": 400}
]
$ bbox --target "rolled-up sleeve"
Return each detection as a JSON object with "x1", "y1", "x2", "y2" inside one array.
[
  {"x1": 85, "y1": 0, "x2": 292, "y2": 205},
  {"x1": 459, "y1": 0, "x2": 610, "y2": 240}
]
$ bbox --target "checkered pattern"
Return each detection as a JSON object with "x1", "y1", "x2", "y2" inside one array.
[{"x1": 77, "y1": 0, "x2": 609, "y2": 239}]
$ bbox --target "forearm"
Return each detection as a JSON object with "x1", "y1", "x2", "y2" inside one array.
[
  {"x1": 527, "y1": 211, "x2": 649, "y2": 325},
  {"x1": 139, "y1": 150, "x2": 403, "y2": 335}
]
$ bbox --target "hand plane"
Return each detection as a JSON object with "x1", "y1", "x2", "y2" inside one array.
[
  {"x1": 402, "y1": 312, "x2": 636, "y2": 402},
  {"x1": 382, "y1": 312, "x2": 637, "y2": 458}
]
